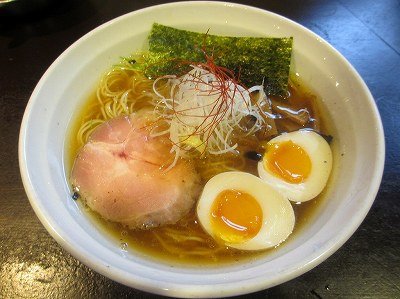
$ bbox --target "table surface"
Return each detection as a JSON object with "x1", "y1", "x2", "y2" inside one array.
[{"x1": 1, "y1": 0, "x2": 399, "y2": 298}]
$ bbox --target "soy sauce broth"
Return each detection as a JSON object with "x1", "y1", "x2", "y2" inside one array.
[{"x1": 66, "y1": 71, "x2": 335, "y2": 266}]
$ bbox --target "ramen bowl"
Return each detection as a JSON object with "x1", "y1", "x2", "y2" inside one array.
[{"x1": 19, "y1": 1, "x2": 384, "y2": 298}]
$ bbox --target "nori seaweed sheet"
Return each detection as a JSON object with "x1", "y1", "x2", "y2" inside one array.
[{"x1": 144, "y1": 23, "x2": 293, "y2": 97}]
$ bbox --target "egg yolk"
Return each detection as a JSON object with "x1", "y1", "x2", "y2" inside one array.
[
  {"x1": 264, "y1": 140, "x2": 311, "y2": 184},
  {"x1": 210, "y1": 189, "x2": 263, "y2": 244}
]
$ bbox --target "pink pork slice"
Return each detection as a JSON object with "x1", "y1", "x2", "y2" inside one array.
[{"x1": 70, "y1": 110, "x2": 201, "y2": 229}]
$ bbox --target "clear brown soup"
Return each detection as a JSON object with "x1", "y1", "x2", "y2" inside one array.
[{"x1": 66, "y1": 62, "x2": 333, "y2": 266}]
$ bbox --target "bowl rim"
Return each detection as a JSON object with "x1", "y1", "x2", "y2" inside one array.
[{"x1": 18, "y1": 1, "x2": 385, "y2": 297}]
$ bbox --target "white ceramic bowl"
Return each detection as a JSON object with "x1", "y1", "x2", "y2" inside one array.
[{"x1": 19, "y1": 1, "x2": 385, "y2": 297}]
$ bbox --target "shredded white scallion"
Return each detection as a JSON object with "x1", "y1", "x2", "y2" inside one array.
[{"x1": 151, "y1": 65, "x2": 267, "y2": 170}]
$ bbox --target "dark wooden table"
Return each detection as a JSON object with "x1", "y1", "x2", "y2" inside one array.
[{"x1": 1, "y1": 0, "x2": 399, "y2": 298}]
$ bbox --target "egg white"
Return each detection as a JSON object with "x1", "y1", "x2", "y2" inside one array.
[
  {"x1": 196, "y1": 171, "x2": 295, "y2": 251},
  {"x1": 257, "y1": 130, "x2": 332, "y2": 203}
]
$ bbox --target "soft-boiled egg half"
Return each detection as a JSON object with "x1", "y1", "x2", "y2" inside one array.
[
  {"x1": 258, "y1": 130, "x2": 332, "y2": 203},
  {"x1": 196, "y1": 171, "x2": 295, "y2": 251}
]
